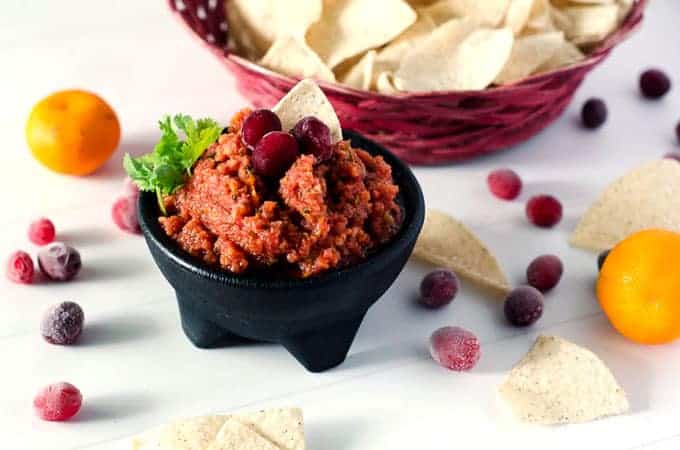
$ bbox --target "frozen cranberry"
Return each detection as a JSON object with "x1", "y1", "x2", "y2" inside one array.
[
  {"x1": 34, "y1": 382, "x2": 82, "y2": 421},
  {"x1": 597, "y1": 249, "x2": 611, "y2": 271},
  {"x1": 112, "y1": 195, "x2": 141, "y2": 234},
  {"x1": 252, "y1": 131, "x2": 300, "y2": 177},
  {"x1": 664, "y1": 152, "x2": 680, "y2": 162},
  {"x1": 241, "y1": 109, "x2": 282, "y2": 148},
  {"x1": 291, "y1": 117, "x2": 333, "y2": 162},
  {"x1": 487, "y1": 169, "x2": 522, "y2": 200},
  {"x1": 41, "y1": 301, "x2": 84, "y2": 345},
  {"x1": 581, "y1": 98, "x2": 607, "y2": 129},
  {"x1": 526, "y1": 195, "x2": 562, "y2": 228},
  {"x1": 526, "y1": 254, "x2": 563, "y2": 292},
  {"x1": 38, "y1": 243, "x2": 81, "y2": 282},
  {"x1": 429, "y1": 326, "x2": 481, "y2": 371},
  {"x1": 504, "y1": 286, "x2": 544, "y2": 327},
  {"x1": 640, "y1": 69, "x2": 671, "y2": 99},
  {"x1": 28, "y1": 218, "x2": 56, "y2": 246},
  {"x1": 122, "y1": 176, "x2": 140, "y2": 199},
  {"x1": 6, "y1": 251, "x2": 34, "y2": 284},
  {"x1": 420, "y1": 269, "x2": 459, "y2": 308}
]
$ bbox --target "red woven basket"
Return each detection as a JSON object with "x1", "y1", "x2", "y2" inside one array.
[{"x1": 168, "y1": 0, "x2": 647, "y2": 164}]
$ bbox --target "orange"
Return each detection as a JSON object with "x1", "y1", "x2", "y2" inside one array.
[
  {"x1": 26, "y1": 90, "x2": 120, "y2": 176},
  {"x1": 597, "y1": 229, "x2": 680, "y2": 345}
]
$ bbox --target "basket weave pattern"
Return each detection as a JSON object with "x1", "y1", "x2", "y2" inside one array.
[{"x1": 169, "y1": 0, "x2": 647, "y2": 164}]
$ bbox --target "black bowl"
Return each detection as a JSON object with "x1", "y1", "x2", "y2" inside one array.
[{"x1": 138, "y1": 131, "x2": 425, "y2": 372}]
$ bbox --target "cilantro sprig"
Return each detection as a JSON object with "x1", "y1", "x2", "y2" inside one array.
[{"x1": 124, "y1": 114, "x2": 221, "y2": 214}]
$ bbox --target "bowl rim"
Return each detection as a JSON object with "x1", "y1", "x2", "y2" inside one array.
[{"x1": 138, "y1": 129, "x2": 425, "y2": 290}]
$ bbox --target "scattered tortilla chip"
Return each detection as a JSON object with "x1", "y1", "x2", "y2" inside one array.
[
  {"x1": 260, "y1": 36, "x2": 336, "y2": 83},
  {"x1": 495, "y1": 32, "x2": 565, "y2": 84},
  {"x1": 504, "y1": 0, "x2": 535, "y2": 35},
  {"x1": 306, "y1": 0, "x2": 417, "y2": 68},
  {"x1": 273, "y1": 79, "x2": 343, "y2": 143},
  {"x1": 413, "y1": 209, "x2": 510, "y2": 295},
  {"x1": 208, "y1": 419, "x2": 280, "y2": 450},
  {"x1": 234, "y1": 408, "x2": 305, "y2": 450},
  {"x1": 499, "y1": 335, "x2": 629, "y2": 425},
  {"x1": 561, "y1": 4, "x2": 619, "y2": 45},
  {"x1": 152, "y1": 415, "x2": 228, "y2": 450},
  {"x1": 570, "y1": 160, "x2": 680, "y2": 251},
  {"x1": 338, "y1": 50, "x2": 377, "y2": 90},
  {"x1": 536, "y1": 40, "x2": 585, "y2": 73},
  {"x1": 396, "y1": 20, "x2": 514, "y2": 91},
  {"x1": 420, "y1": 0, "x2": 511, "y2": 27}
]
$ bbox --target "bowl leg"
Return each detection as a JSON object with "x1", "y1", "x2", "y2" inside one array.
[
  {"x1": 177, "y1": 297, "x2": 248, "y2": 349},
  {"x1": 281, "y1": 313, "x2": 365, "y2": 373}
]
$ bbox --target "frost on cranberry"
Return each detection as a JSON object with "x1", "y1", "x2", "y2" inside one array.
[
  {"x1": 291, "y1": 116, "x2": 333, "y2": 162},
  {"x1": 429, "y1": 326, "x2": 481, "y2": 371},
  {"x1": 38, "y1": 243, "x2": 81, "y2": 281},
  {"x1": 34, "y1": 382, "x2": 82, "y2": 422},
  {"x1": 504, "y1": 286, "x2": 544, "y2": 327},
  {"x1": 41, "y1": 301, "x2": 84, "y2": 345},
  {"x1": 526, "y1": 254, "x2": 563, "y2": 292},
  {"x1": 112, "y1": 195, "x2": 141, "y2": 234},
  {"x1": 487, "y1": 169, "x2": 522, "y2": 200},
  {"x1": 6, "y1": 250, "x2": 34, "y2": 284},
  {"x1": 526, "y1": 195, "x2": 562, "y2": 228},
  {"x1": 28, "y1": 218, "x2": 56, "y2": 246},
  {"x1": 581, "y1": 98, "x2": 607, "y2": 129},
  {"x1": 419, "y1": 269, "x2": 458, "y2": 308},
  {"x1": 252, "y1": 131, "x2": 300, "y2": 177},
  {"x1": 639, "y1": 69, "x2": 671, "y2": 99},
  {"x1": 241, "y1": 109, "x2": 282, "y2": 148}
]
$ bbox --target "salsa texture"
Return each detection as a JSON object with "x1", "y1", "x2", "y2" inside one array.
[{"x1": 159, "y1": 109, "x2": 403, "y2": 278}]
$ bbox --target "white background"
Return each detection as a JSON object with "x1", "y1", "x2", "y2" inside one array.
[{"x1": 1, "y1": 1, "x2": 680, "y2": 449}]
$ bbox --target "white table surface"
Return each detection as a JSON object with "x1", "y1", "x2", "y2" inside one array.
[{"x1": 2, "y1": 1, "x2": 680, "y2": 449}]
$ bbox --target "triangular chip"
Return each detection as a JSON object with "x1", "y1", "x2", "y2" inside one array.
[
  {"x1": 396, "y1": 20, "x2": 514, "y2": 91},
  {"x1": 306, "y1": 0, "x2": 417, "y2": 68},
  {"x1": 207, "y1": 419, "x2": 280, "y2": 450},
  {"x1": 495, "y1": 32, "x2": 565, "y2": 84},
  {"x1": 535, "y1": 40, "x2": 584, "y2": 73},
  {"x1": 273, "y1": 79, "x2": 343, "y2": 143},
  {"x1": 499, "y1": 335, "x2": 629, "y2": 424},
  {"x1": 503, "y1": 0, "x2": 535, "y2": 35},
  {"x1": 260, "y1": 35, "x2": 336, "y2": 83},
  {"x1": 374, "y1": 14, "x2": 437, "y2": 74},
  {"x1": 561, "y1": 4, "x2": 619, "y2": 45},
  {"x1": 338, "y1": 50, "x2": 377, "y2": 90},
  {"x1": 234, "y1": 408, "x2": 305, "y2": 450},
  {"x1": 151, "y1": 415, "x2": 228, "y2": 450},
  {"x1": 420, "y1": 0, "x2": 511, "y2": 27},
  {"x1": 570, "y1": 160, "x2": 680, "y2": 251},
  {"x1": 413, "y1": 209, "x2": 510, "y2": 295}
]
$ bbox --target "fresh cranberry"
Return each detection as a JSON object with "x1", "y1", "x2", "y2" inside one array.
[
  {"x1": 526, "y1": 195, "x2": 562, "y2": 228},
  {"x1": 419, "y1": 269, "x2": 458, "y2": 308},
  {"x1": 581, "y1": 98, "x2": 608, "y2": 129},
  {"x1": 6, "y1": 251, "x2": 34, "y2": 284},
  {"x1": 429, "y1": 326, "x2": 481, "y2": 371},
  {"x1": 504, "y1": 286, "x2": 544, "y2": 327},
  {"x1": 291, "y1": 117, "x2": 333, "y2": 162},
  {"x1": 487, "y1": 169, "x2": 522, "y2": 200},
  {"x1": 640, "y1": 69, "x2": 671, "y2": 99},
  {"x1": 526, "y1": 254, "x2": 563, "y2": 292},
  {"x1": 252, "y1": 131, "x2": 300, "y2": 177},
  {"x1": 241, "y1": 109, "x2": 282, "y2": 148},
  {"x1": 28, "y1": 218, "x2": 56, "y2": 246},
  {"x1": 112, "y1": 195, "x2": 141, "y2": 234},
  {"x1": 34, "y1": 382, "x2": 82, "y2": 421},
  {"x1": 41, "y1": 302, "x2": 84, "y2": 345},
  {"x1": 38, "y1": 243, "x2": 81, "y2": 282}
]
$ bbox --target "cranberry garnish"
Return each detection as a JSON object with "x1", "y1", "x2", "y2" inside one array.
[
  {"x1": 291, "y1": 117, "x2": 333, "y2": 162},
  {"x1": 252, "y1": 131, "x2": 300, "y2": 177},
  {"x1": 241, "y1": 109, "x2": 282, "y2": 148}
]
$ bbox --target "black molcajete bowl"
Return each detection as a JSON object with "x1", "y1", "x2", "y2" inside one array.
[{"x1": 138, "y1": 131, "x2": 425, "y2": 372}]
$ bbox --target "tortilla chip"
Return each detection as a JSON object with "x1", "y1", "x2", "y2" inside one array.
[
  {"x1": 420, "y1": 0, "x2": 511, "y2": 27},
  {"x1": 306, "y1": 0, "x2": 417, "y2": 68},
  {"x1": 503, "y1": 0, "x2": 535, "y2": 35},
  {"x1": 536, "y1": 40, "x2": 585, "y2": 73},
  {"x1": 570, "y1": 160, "x2": 680, "y2": 251},
  {"x1": 375, "y1": 72, "x2": 402, "y2": 94},
  {"x1": 561, "y1": 4, "x2": 619, "y2": 45},
  {"x1": 338, "y1": 50, "x2": 377, "y2": 90},
  {"x1": 413, "y1": 209, "x2": 510, "y2": 296},
  {"x1": 155, "y1": 415, "x2": 228, "y2": 450},
  {"x1": 524, "y1": 0, "x2": 556, "y2": 33},
  {"x1": 396, "y1": 20, "x2": 514, "y2": 91},
  {"x1": 495, "y1": 31, "x2": 565, "y2": 84},
  {"x1": 208, "y1": 419, "x2": 280, "y2": 450},
  {"x1": 260, "y1": 35, "x2": 336, "y2": 83},
  {"x1": 374, "y1": 14, "x2": 437, "y2": 74},
  {"x1": 273, "y1": 79, "x2": 343, "y2": 143},
  {"x1": 499, "y1": 335, "x2": 629, "y2": 425},
  {"x1": 226, "y1": 0, "x2": 323, "y2": 58},
  {"x1": 235, "y1": 408, "x2": 305, "y2": 450}
]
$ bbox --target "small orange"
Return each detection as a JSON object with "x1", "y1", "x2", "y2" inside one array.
[
  {"x1": 597, "y1": 229, "x2": 680, "y2": 344},
  {"x1": 26, "y1": 90, "x2": 120, "y2": 176}
]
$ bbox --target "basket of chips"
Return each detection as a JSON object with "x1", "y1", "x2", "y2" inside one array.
[{"x1": 169, "y1": 0, "x2": 647, "y2": 164}]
